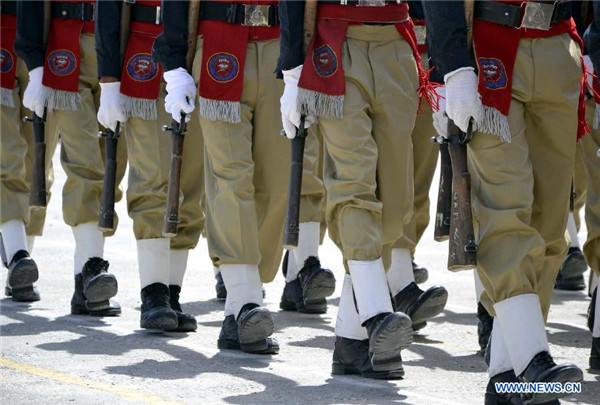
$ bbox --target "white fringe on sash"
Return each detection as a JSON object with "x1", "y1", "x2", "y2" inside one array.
[
  {"x1": 479, "y1": 105, "x2": 511, "y2": 143},
  {"x1": 42, "y1": 86, "x2": 80, "y2": 111},
  {"x1": 199, "y1": 97, "x2": 240, "y2": 123},
  {"x1": 122, "y1": 94, "x2": 157, "y2": 121},
  {"x1": 297, "y1": 88, "x2": 344, "y2": 119},
  {"x1": 594, "y1": 103, "x2": 600, "y2": 130},
  {"x1": 0, "y1": 87, "x2": 15, "y2": 107}
]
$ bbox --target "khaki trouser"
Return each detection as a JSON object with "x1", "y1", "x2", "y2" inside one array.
[
  {"x1": 301, "y1": 126, "x2": 326, "y2": 225},
  {"x1": 582, "y1": 101, "x2": 600, "y2": 277},
  {"x1": 319, "y1": 25, "x2": 419, "y2": 269},
  {"x1": 51, "y1": 33, "x2": 127, "y2": 235},
  {"x1": 1, "y1": 59, "x2": 57, "y2": 236},
  {"x1": 193, "y1": 38, "x2": 291, "y2": 283},
  {"x1": 471, "y1": 34, "x2": 582, "y2": 319},
  {"x1": 572, "y1": 140, "x2": 587, "y2": 230},
  {"x1": 394, "y1": 54, "x2": 438, "y2": 254},
  {"x1": 125, "y1": 87, "x2": 205, "y2": 249}
]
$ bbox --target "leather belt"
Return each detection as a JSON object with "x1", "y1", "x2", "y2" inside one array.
[
  {"x1": 474, "y1": 1, "x2": 572, "y2": 31},
  {"x1": 1, "y1": 0, "x2": 17, "y2": 16},
  {"x1": 131, "y1": 3, "x2": 162, "y2": 25},
  {"x1": 51, "y1": 2, "x2": 95, "y2": 21},
  {"x1": 200, "y1": 2, "x2": 279, "y2": 27},
  {"x1": 319, "y1": 0, "x2": 402, "y2": 5}
]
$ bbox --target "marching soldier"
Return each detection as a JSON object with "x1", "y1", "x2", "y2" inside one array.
[
  {"x1": 279, "y1": 0, "x2": 439, "y2": 378},
  {"x1": 95, "y1": 0, "x2": 205, "y2": 331},
  {"x1": 425, "y1": 0, "x2": 584, "y2": 402},
  {"x1": 0, "y1": 0, "x2": 55, "y2": 302},
  {"x1": 15, "y1": 0, "x2": 124, "y2": 316}
]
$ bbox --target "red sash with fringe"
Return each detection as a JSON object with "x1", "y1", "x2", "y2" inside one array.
[
  {"x1": 0, "y1": 13, "x2": 18, "y2": 107},
  {"x1": 197, "y1": 0, "x2": 279, "y2": 123},
  {"x1": 473, "y1": 1, "x2": 586, "y2": 140},
  {"x1": 297, "y1": 3, "x2": 437, "y2": 119},
  {"x1": 119, "y1": 1, "x2": 163, "y2": 120}
]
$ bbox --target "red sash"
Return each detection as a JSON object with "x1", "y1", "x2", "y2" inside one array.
[
  {"x1": 0, "y1": 13, "x2": 18, "y2": 107},
  {"x1": 197, "y1": 0, "x2": 279, "y2": 123},
  {"x1": 473, "y1": 1, "x2": 586, "y2": 140},
  {"x1": 297, "y1": 3, "x2": 437, "y2": 119},
  {"x1": 593, "y1": 76, "x2": 600, "y2": 129}
]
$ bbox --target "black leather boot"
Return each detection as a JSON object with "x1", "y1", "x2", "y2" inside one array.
[
  {"x1": 412, "y1": 261, "x2": 429, "y2": 285},
  {"x1": 555, "y1": 247, "x2": 587, "y2": 291},
  {"x1": 235, "y1": 303, "x2": 276, "y2": 353},
  {"x1": 71, "y1": 273, "x2": 121, "y2": 316},
  {"x1": 518, "y1": 351, "x2": 583, "y2": 404},
  {"x1": 80, "y1": 258, "x2": 118, "y2": 310},
  {"x1": 363, "y1": 312, "x2": 412, "y2": 371},
  {"x1": 478, "y1": 302, "x2": 494, "y2": 352},
  {"x1": 331, "y1": 336, "x2": 404, "y2": 379},
  {"x1": 589, "y1": 288, "x2": 599, "y2": 370},
  {"x1": 215, "y1": 272, "x2": 227, "y2": 300},
  {"x1": 484, "y1": 370, "x2": 523, "y2": 405},
  {"x1": 5, "y1": 283, "x2": 40, "y2": 302},
  {"x1": 7, "y1": 250, "x2": 38, "y2": 289},
  {"x1": 218, "y1": 315, "x2": 279, "y2": 354},
  {"x1": 140, "y1": 283, "x2": 178, "y2": 330},
  {"x1": 392, "y1": 282, "x2": 448, "y2": 330},
  {"x1": 280, "y1": 254, "x2": 335, "y2": 314},
  {"x1": 168, "y1": 285, "x2": 197, "y2": 332}
]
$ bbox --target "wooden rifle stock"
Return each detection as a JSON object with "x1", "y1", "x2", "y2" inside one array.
[
  {"x1": 23, "y1": 111, "x2": 48, "y2": 209},
  {"x1": 98, "y1": 124, "x2": 120, "y2": 231},
  {"x1": 162, "y1": 116, "x2": 187, "y2": 237},
  {"x1": 446, "y1": 120, "x2": 477, "y2": 271},
  {"x1": 434, "y1": 142, "x2": 452, "y2": 242}
]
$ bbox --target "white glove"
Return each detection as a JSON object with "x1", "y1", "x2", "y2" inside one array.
[
  {"x1": 97, "y1": 82, "x2": 127, "y2": 131},
  {"x1": 432, "y1": 86, "x2": 448, "y2": 138},
  {"x1": 280, "y1": 65, "x2": 316, "y2": 139},
  {"x1": 164, "y1": 67, "x2": 196, "y2": 123},
  {"x1": 22, "y1": 66, "x2": 46, "y2": 117},
  {"x1": 444, "y1": 68, "x2": 484, "y2": 133},
  {"x1": 584, "y1": 55, "x2": 594, "y2": 90}
]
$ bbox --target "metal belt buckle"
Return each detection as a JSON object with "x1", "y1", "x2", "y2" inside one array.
[
  {"x1": 243, "y1": 5, "x2": 271, "y2": 27},
  {"x1": 357, "y1": 0, "x2": 386, "y2": 6},
  {"x1": 519, "y1": 1, "x2": 555, "y2": 30},
  {"x1": 414, "y1": 25, "x2": 426, "y2": 46}
]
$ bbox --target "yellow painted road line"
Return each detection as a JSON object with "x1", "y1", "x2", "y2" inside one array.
[{"x1": 0, "y1": 357, "x2": 183, "y2": 405}]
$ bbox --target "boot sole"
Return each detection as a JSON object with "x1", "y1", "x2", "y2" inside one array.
[
  {"x1": 279, "y1": 298, "x2": 327, "y2": 314},
  {"x1": 218, "y1": 338, "x2": 279, "y2": 354},
  {"x1": 554, "y1": 276, "x2": 586, "y2": 291},
  {"x1": 237, "y1": 308, "x2": 275, "y2": 346},
  {"x1": 5, "y1": 286, "x2": 40, "y2": 302},
  {"x1": 167, "y1": 314, "x2": 198, "y2": 333},
  {"x1": 84, "y1": 274, "x2": 118, "y2": 304},
  {"x1": 332, "y1": 363, "x2": 404, "y2": 380},
  {"x1": 71, "y1": 303, "x2": 121, "y2": 317},
  {"x1": 9, "y1": 260, "x2": 39, "y2": 288},
  {"x1": 523, "y1": 367, "x2": 584, "y2": 405},
  {"x1": 141, "y1": 310, "x2": 178, "y2": 330},
  {"x1": 409, "y1": 288, "x2": 448, "y2": 326},
  {"x1": 303, "y1": 271, "x2": 336, "y2": 302},
  {"x1": 370, "y1": 314, "x2": 412, "y2": 371}
]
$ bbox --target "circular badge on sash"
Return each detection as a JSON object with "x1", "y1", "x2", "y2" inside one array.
[
  {"x1": 48, "y1": 50, "x2": 77, "y2": 76},
  {"x1": 207, "y1": 53, "x2": 239, "y2": 83},
  {"x1": 479, "y1": 58, "x2": 507, "y2": 90},
  {"x1": 126, "y1": 53, "x2": 158, "y2": 82},
  {"x1": 0, "y1": 49, "x2": 14, "y2": 73},
  {"x1": 312, "y1": 45, "x2": 338, "y2": 78}
]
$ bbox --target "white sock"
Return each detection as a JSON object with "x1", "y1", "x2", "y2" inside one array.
[
  {"x1": 567, "y1": 213, "x2": 579, "y2": 248},
  {"x1": 137, "y1": 238, "x2": 169, "y2": 288},
  {"x1": 348, "y1": 258, "x2": 394, "y2": 324},
  {"x1": 335, "y1": 274, "x2": 369, "y2": 340},
  {"x1": 27, "y1": 236, "x2": 35, "y2": 254},
  {"x1": 494, "y1": 294, "x2": 550, "y2": 375},
  {"x1": 291, "y1": 222, "x2": 320, "y2": 275},
  {"x1": 72, "y1": 222, "x2": 104, "y2": 275},
  {"x1": 590, "y1": 272, "x2": 598, "y2": 296},
  {"x1": 285, "y1": 250, "x2": 299, "y2": 283},
  {"x1": 385, "y1": 248, "x2": 414, "y2": 296},
  {"x1": 0, "y1": 220, "x2": 28, "y2": 261},
  {"x1": 213, "y1": 266, "x2": 220, "y2": 277},
  {"x1": 474, "y1": 270, "x2": 484, "y2": 302},
  {"x1": 594, "y1": 287, "x2": 600, "y2": 338},
  {"x1": 169, "y1": 249, "x2": 189, "y2": 287},
  {"x1": 488, "y1": 317, "x2": 513, "y2": 377},
  {"x1": 220, "y1": 264, "x2": 263, "y2": 318}
]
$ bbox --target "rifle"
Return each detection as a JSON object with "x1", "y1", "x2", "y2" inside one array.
[
  {"x1": 433, "y1": 142, "x2": 451, "y2": 242},
  {"x1": 97, "y1": 1, "x2": 132, "y2": 232},
  {"x1": 283, "y1": 0, "x2": 318, "y2": 248},
  {"x1": 162, "y1": 0, "x2": 201, "y2": 237},
  {"x1": 23, "y1": 1, "x2": 51, "y2": 210}
]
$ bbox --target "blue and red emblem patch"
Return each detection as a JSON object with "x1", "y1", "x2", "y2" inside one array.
[
  {"x1": 479, "y1": 58, "x2": 507, "y2": 90},
  {"x1": 312, "y1": 45, "x2": 338, "y2": 77},
  {"x1": 207, "y1": 53, "x2": 239, "y2": 83},
  {"x1": 126, "y1": 53, "x2": 158, "y2": 82},
  {"x1": 1, "y1": 49, "x2": 14, "y2": 73},
  {"x1": 48, "y1": 50, "x2": 77, "y2": 76}
]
